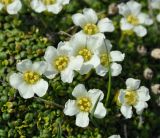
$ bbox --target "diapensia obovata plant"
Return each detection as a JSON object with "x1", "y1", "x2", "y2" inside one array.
[{"x1": 5, "y1": 0, "x2": 157, "y2": 137}]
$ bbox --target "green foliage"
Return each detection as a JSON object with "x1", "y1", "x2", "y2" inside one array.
[{"x1": 0, "y1": 0, "x2": 160, "y2": 138}]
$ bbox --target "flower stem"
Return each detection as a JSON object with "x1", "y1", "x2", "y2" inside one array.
[
  {"x1": 58, "y1": 31, "x2": 72, "y2": 37},
  {"x1": 118, "y1": 32, "x2": 125, "y2": 47},
  {"x1": 105, "y1": 66, "x2": 112, "y2": 107},
  {"x1": 34, "y1": 97, "x2": 64, "y2": 109}
]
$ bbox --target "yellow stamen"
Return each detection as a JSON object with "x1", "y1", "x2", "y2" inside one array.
[
  {"x1": 124, "y1": 90, "x2": 138, "y2": 106},
  {"x1": 42, "y1": 0, "x2": 56, "y2": 5},
  {"x1": 83, "y1": 23, "x2": 99, "y2": 35},
  {"x1": 78, "y1": 48, "x2": 92, "y2": 62},
  {"x1": 0, "y1": 0, "x2": 13, "y2": 5},
  {"x1": 23, "y1": 71, "x2": 40, "y2": 84},
  {"x1": 53, "y1": 56, "x2": 69, "y2": 71},
  {"x1": 77, "y1": 97, "x2": 92, "y2": 112},
  {"x1": 127, "y1": 14, "x2": 139, "y2": 25},
  {"x1": 100, "y1": 53, "x2": 111, "y2": 67}
]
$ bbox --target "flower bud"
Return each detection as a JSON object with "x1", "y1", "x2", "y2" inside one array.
[
  {"x1": 108, "y1": 3, "x2": 118, "y2": 15},
  {"x1": 143, "y1": 68, "x2": 153, "y2": 80},
  {"x1": 137, "y1": 45, "x2": 147, "y2": 56},
  {"x1": 151, "y1": 84, "x2": 160, "y2": 94},
  {"x1": 151, "y1": 48, "x2": 160, "y2": 59}
]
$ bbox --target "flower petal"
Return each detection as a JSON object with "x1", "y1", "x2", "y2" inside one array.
[
  {"x1": 63, "y1": 100, "x2": 79, "y2": 116},
  {"x1": 78, "y1": 64, "x2": 93, "y2": 75},
  {"x1": 32, "y1": 79, "x2": 48, "y2": 97},
  {"x1": 85, "y1": 54, "x2": 100, "y2": 67},
  {"x1": 61, "y1": 0, "x2": 70, "y2": 5},
  {"x1": 16, "y1": 59, "x2": 32, "y2": 73},
  {"x1": 118, "y1": 3, "x2": 130, "y2": 16},
  {"x1": 7, "y1": 0, "x2": 22, "y2": 14},
  {"x1": 138, "y1": 13, "x2": 153, "y2": 26},
  {"x1": 137, "y1": 86, "x2": 150, "y2": 102},
  {"x1": 58, "y1": 41, "x2": 73, "y2": 56},
  {"x1": 0, "y1": 3, "x2": 4, "y2": 10},
  {"x1": 44, "y1": 46, "x2": 58, "y2": 63},
  {"x1": 72, "y1": 84, "x2": 88, "y2": 98},
  {"x1": 133, "y1": 25, "x2": 147, "y2": 37},
  {"x1": 30, "y1": 0, "x2": 46, "y2": 13},
  {"x1": 127, "y1": 0, "x2": 141, "y2": 15},
  {"x1": 83, "y1": 8, "x2": 98, "y2": 24},
  {"x1": 47, "y1": 4, "x2": 62, "y2": 14},
  {"x1": 134, "y1": 101, "x2": 148, "y2": 115},
  {"x1": 72, "y1": 13, "x2": 87, "y2": 28},
  {"x1": 87, "y1": 36, "x2": 103, "y2": 51},
  {"x1": 18, "y1": 83, "x2": 34, "y2": 99},
  {"x1": 88, "y1": 89, "x2": 104, "y2": 102},
  {"x1": 98, "y1": 39, "x2": 112, "y2": 53},
  {"x1": 111, "y1": 63, "x2": 122, "y2": 77},
  {"x1": 157, "y1": 13, "x2": 160, "y2": 22},
  {"x1": 151, "y1": 0, "x2": 160, "y2": 9},
  {"x1": 61, "y1": 68, "x2": 74, "y2": 83},
  {"x1": 120, "y1": 105, "x2": 133, "y2": 119},
  {"x1": 126, "y1": 78, "x2": 141, "y2": 90},
  {"x1": 43, "y1": 63, "x2": 58, "y2": 79},
  {"x1": 95, "y1": 64, "x2": 108, "y2": 76},
  {"x1": 120, "y1": 18, "x2": 133, "y2": 30},
  {"x1": 32, "y1": 61, "x2": 48, "y2": 74},
  {"x1": 98, "y1": 18, "x2": 115, "y2": 32},
  {"x1": 108, "y1": 135, "x2": 121, "y2": 138},
  {"x1": 94, "y1": 102, "x2": 107, "y2": 118},
  {"x1": 68, "y1": 56, "x2": 83, "y2": 71},
  {"x1": 76, "y1": 112, "x2": 89, "y2": 128},
  {"x1": 110, "y1": 51, "x2": 125, "y2": 62},
  {"x1": 9, "y1": 73, "x2": 23, "y2": 89},
  {"x1": 118, "y1": 89, "x2": 126, "y2": 104}
]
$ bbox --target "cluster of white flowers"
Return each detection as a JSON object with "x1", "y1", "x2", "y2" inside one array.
[
  {"x1": 9, "y1": 1, "x2": 151, "y2": 130},
  {"x1": 118, "y1": 0, "x2": 153, "y2": 37},
  {"x1": 0, "y1": 0, "x2": 70, "y2": 14},
  {"x1": 151, "y1": 0, "x2": 160, "y2": 22}
]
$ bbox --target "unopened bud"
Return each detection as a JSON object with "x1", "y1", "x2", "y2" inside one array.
[
  {"x1": 151, "y1": 48, "x2": 160, "y2": 59},
  {"x1": 151, "y1": 84, "x2": 160, "y2": 94},
  {"x1": 137, "y1": 45, "x2": 147, "y2": 56},
  {"x1": 143, "y1": 68, "x2": 153, "y2": 80}
]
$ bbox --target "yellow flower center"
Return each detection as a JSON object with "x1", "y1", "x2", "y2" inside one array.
[
  {"x1": 77, "y1": 97, "x2": 92, "y2": 112},
  {"x1": 127, "y1": 14, "x2": 139, "y2": 25},
  {"x1": 124, "y1": 90, "x2": 138, "y2": 106},
  {"x1": 53, "y1": 56, "x2": 69, "y2": 71},
  {"x1": 23, "y1": 71, "x2": 40, "y2": 85},
  {"x1": 42, "y1": 0, "x2": 56, "y2": 5},
  {"x1": 78, "y1": 48, "x2": 92, "y2": 62},
  {"x1": 100, "y1": 53, "x2": 111, "y2": 67},
  {"x1": 83, "y1": 23, "x2": 99, "y2": 35},
  {"x1": 0, "y1": 0, "x2": 13, "y2": 5}
]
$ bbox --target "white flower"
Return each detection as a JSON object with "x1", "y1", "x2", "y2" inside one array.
[
  {"x1": 0, "y1": 0, "x2": 22, "y2": 14},
  {"x1": 9, "y1": 59, "x2": 48, "y2": 99},
  {"x1": 151, "y1": 0, "x2": 160, "y2": 22},
  {"x1": 72, "y1": 8, "x2": 114, "y2": 38},
  {"x1": 118, "y1": 1, "x2": 153, "y2": 37},
  {"x1": 118, "y1": 78, "x2": 150, "y2": 119},
  {"x1": 64, "y1": 84, "x2": 107, "y2": 128},
  {"x1": 108, "y1": 135, "x2": 121, "y2": 138},
  {"x1": 95, "y1": 39, "x2": 125, "y2": 77},
  {"x1": 30, "y1": 0, "x2": 70, "y2": 14},
  {"x1": 69, "y1": 32, "x2": 103, "y2": 75},
  {"x1": 44, "y1": 42, "x2": 83, "y2": 83}
]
